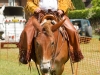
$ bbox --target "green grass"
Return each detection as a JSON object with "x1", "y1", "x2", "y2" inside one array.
[
  {"x1": 0, "y1": 36, "x2": 100, "y2": 75},
  {"x1": 0, "y1": 49, "x2": 38, "y2": 75}
]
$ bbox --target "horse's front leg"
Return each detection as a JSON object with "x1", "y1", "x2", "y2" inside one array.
[
  {"x1": 55, "y1": 64, "x2": 64, "y2": 75},
  {"x1": 50, "y1": 63, "x2": 65, "y2": 75}
]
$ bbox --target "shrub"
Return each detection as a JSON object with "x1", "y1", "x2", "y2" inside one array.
[{"x1": 68, "y1": 7, "x2": 100, "y2": 19}]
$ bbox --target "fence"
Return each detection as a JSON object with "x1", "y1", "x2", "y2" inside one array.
[{"x1": 64, "y1": 36, "x2": 100, "y2": 75}]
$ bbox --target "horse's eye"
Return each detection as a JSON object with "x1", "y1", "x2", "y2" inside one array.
[
  {"x1": 51, "y1": 42, "x2": 54, "y2": 46},
  {"x1": 36, "y1": 42, "x2": 40, "y2": 47},
  {"x1": 42, "y1": 28, "x2": 46, "y2": 32}
]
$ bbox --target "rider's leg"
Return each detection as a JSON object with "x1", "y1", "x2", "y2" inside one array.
[
  {"x1": 62, "y1": 15, "x2": 84, "y2": 62},
  {"x1": 19, "y1": 16, "x2": 41, "y2": 64}
]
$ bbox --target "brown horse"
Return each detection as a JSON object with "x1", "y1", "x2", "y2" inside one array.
[{"x1": 30, "y1": 15, "x2": 69, "y2": 75}]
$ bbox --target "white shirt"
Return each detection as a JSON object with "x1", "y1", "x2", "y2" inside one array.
[
  {"x1": 74, "y1": 25, "x2": 79, "y2": 31},
  {"x1": 39, "y1": 0, "x2": 58, "y2": 12}
]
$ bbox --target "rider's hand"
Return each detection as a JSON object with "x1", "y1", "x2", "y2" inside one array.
[
  {"x1": 34, "y1": 7, "x2": 41, "y2": 13},
  {"x1": 57, "y1": 10, "x2": 64, "y2": 16}
]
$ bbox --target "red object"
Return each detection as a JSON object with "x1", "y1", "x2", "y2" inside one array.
[
  {"x1": 20, "y1": 20, "x2": 22, "y2": 22},
  {"x1": 12, "y1": 36, "x2": 14, "y2": 39}
]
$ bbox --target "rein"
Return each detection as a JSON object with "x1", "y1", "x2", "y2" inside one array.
[
  {"x1": 52, "y1": 29, "x2": 74, "y2": 75},
  {"x1": 52, "y1": 30, "x2": 65, "y2": 61}
]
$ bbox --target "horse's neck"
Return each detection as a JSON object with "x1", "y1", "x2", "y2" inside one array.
[{"x1": 54, "y1": 30, "x2": 62, "y2": 43}]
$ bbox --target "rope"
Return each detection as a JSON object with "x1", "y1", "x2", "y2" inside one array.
[
  {"x1": 35, "y1": 62, "x2": 41, "y2": 75},
  {"x1": 69, "y1": 56, "x2": 74, "y2": 75},
  {"x1": 67, "y1": 41, "x2": 74, "y2": 75}
]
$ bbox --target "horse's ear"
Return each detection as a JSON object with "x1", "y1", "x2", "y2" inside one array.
[
  {"x1": 0, "y1": 5, "x2": 5, "y2": 11},
  {"x1": 51, "y1": 19, "x2": 66, "y2": 32}
]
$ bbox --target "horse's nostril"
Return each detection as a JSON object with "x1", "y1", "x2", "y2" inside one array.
[
  {"x1": 51, "y1": 42, "x2": 54, "y2": 45},
  {"x1": 42, "y1": 68, "x2": 49, "y2": 73},
  {"x1": 19, "y1": 57, "x2": 27, "y2": 64},
  {"x1": 40, "y1": 61, "x2": 51, "y2": 73}
]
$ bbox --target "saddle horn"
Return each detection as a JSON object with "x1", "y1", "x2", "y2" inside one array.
[{"x1": 41, "y1": 14, "x2": 58, "y2": 22}]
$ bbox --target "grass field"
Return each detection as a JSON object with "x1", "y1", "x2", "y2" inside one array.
[
  {"x1": 0, "y1": 35, "x2": 100, "y2": 75},
  {"x1": 0, "y1": 48, "x2": 39, "y2": 75}
]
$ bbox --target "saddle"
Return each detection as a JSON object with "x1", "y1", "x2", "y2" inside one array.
[
  {"x1": 34, "y1": 10, "x2": 60, "y2": 22},
  {"x1": 41, "y1": 14, "x2": 58, "y2": 22},
  {"x1": 39, "y1": 13, "x2": 68, "y2": 40}
]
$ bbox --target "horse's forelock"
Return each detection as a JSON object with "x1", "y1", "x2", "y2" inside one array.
[{"x1": 42, "y1": 20, "x2": 53, "y2": 36}]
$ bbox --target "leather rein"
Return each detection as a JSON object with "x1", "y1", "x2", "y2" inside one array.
[{"x1": 52, "y1": 29, "x2": 66, "y2": 62}]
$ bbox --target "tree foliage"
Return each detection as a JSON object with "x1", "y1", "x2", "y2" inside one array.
[
  {"x1": 72, "y1": 0, "x2": 85, "y2": 10},
  {"x1": 68, "y1": 7, "x2": 100, "y2": 19},
  {"x1": 91, "y1": 0, "x2": 100, "y2": 7}
]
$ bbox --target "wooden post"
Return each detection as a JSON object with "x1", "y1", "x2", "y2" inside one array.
[
  {"x1": 0, "y1": 42, "x2": 1, "y2": 60},
  {"x1": 0, "y1": 42, "x2": 1, "y2": 49}
]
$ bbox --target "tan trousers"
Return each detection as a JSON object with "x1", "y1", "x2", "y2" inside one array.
[{"x1": 62, "y1": 15, "x2": 84, "y2": 62}]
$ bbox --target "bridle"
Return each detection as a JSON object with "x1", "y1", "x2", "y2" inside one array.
[
  {"x1": 34, "y1": 23, "x2": 66, "y2": 75},
  {"x1": 51, "y1": 29, "x2": 65, "y2": 62},
  {"x1": 34, "y1": 11, "x2": 74, "y2": 75}
]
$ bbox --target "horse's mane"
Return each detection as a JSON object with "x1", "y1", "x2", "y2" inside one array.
[{"x1": 42, "y1": 20, "x2": 53, "y2": 36}]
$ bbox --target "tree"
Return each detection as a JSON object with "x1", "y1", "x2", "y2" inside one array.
[
  {"x1": 91, "y1": 0, "x2": 100, "y2": 7},
  {"x1": 72, "y1": 0, "x2": 85, "y2": 10}
]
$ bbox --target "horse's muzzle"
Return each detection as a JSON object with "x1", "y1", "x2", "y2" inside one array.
[
  {"x1": 40, "y1": 60, "x2": 51, "y2": 73},
  {"x1": 19, "y1": 50, "x2": 28, "y2": 64},
  {"x1": 19, "y1": 57, "x2": 28, "y2": 64}
]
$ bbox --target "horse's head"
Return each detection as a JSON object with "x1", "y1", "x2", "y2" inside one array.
[
  {"x1": 0, "y1": 5, "x2": 5, "y2": 15},
  {"x1": 34, "y1": 18, "x2": 65, "y2": 73}
]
